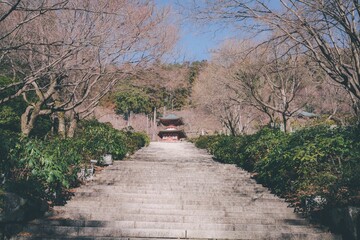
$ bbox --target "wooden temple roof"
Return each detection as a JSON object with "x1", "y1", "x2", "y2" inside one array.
[{"x1": 159, "y1": 114, "x2": 184, "y2": 126}]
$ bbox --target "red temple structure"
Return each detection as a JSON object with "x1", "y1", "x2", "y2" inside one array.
[{"x1": 158, "y1": 114, "x2": 186, "y2": 141}]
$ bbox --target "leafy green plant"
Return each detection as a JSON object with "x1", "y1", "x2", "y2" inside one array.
[
  {"x1": 75, "y1": 120, "x2": 149, "y2": 160},
  {"x1": 75, "y1": 120, "x2": 127, "y2": 160},
  {"x1": 209, "y1": 135, "x2": 241, "y2": 164},
  {"x1": 115, "y1": 88, "x2": 153, "y2": 119},
  {"x1": 7, "y1": 137, "x2": 82, "y2": 204},
  {"x1": 192, "y1": 135, "x2": 219, "y2": 149},
  {"x1": 1, "y1": 116, "x2": 150, "y2": 213},
  {"x1": 194, "y1": 127, "x2": 285, "y2": 171},
  {"x1": 124, "y1": 131, "x2": 150, "y2": 154},
  {"x1": 0, "y1": 129, "x2": 20, "y2": 181},
  {"x1": 194, "y1": 125, "x2": 360, "y2": 214}
]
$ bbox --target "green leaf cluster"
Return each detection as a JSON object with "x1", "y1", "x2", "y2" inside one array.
[
  {"x1": 75, "y1": 120, "x2": 150, "y2": 160},
  {"x1": 115, "y1": 89, "x2": 153, "y2": 118},
  {"x1": 7, "y1": 137, "x2": 82, "y2": 205},
  {"x1": 194, "y1": 125, "x2": 360, "y2": 214},
  {"x1": 75, "y1": 120, "x2": 128, "y2": 160},
  {"x1": 2, "y1": 119, "x2": 150, "y2": 206}
]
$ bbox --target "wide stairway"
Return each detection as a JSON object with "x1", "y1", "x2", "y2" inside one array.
[{"x1": 12, "y1": 142, "x2": 340, "y2": 239}]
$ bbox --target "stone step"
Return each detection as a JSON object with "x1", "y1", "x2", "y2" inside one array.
[
  {"x1": 54, "y1": 203, "x2": 295, "y2": 215},
  {"x1": 14, "y1": 225, "x2": 337, "y2": 240},
  {"x1": 65, "y1": 199, "x2": 290, "y2": 208},
  {"x1": 81, "y1": 182, "x2": 265, "y2": 187},
  {"x1": 68, "y1": 196, "x2": 287, "y2": 208},
  {"x1": 48, "y1": 212, "x2": 309, "y2": 226},
  {"x1": 92, "y1": 171, "x2": 247, "y2": 175},
  {"x1": 52, "y1": 210, "x2": 304, "y2": 224},
  {"x1": 107, "y1": 164, "x2": 239, "y2": 169},
  {"x1": 73, "y1": 188, "x2": 270, "y2": 195},
  {"x1": 88, "y1": 182, "x2": 255, "y2": 187},
  {"x1": 87, "y1": 178, "x2": 257, "y2": 183},
  {"x1": 72, "y1": 193, "x2": 284, "y2": 204},
  {"x1": 27, "y1": 219, "x2": 317, "y2": 232},
  {"x1": 72, "y1": 191, "x2": 280, "y2": 201},
  {"x1": 85, "y1": 176, "x2": 253, "y2": 181},
  {"x1": 53, "y1": 204, "x2": 298, "y2": 215},
  {"x1": 91, "y1": 176, "x2": 254, "y2": 181},
  {"x1": 93, "y1": 171, "x2": 246, "y2": 175},
  {"x1": 91, "y1": 177, "x2": 252, "y2": 182},
  {"x1": 83, "y1": 185, "x2": 260, "y2": 191},
  {"x1": 101, "y1": 162, "x2": 241, "y2": 169}
]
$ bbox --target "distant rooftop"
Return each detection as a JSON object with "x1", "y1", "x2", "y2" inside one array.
[
  {"x1": 160, "y1": 114, "x2": 181, "y2": 120},
  {"x1": 297, "y1": 111, "x2": 319, "y2": 118},
  {"x1": 159, "y1": 114, "x2": 184, "y2": 126}
]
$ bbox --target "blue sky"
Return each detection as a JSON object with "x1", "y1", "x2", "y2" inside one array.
[
  {"x1": 176, "y1": 24, "x2": 237, "y2": 62},
  {"x1": 155, "y1": 0, "x2": 280, "y2": 62},
  {"x1": 155, "y1": 0, "x2": 238, "y2": 62}
]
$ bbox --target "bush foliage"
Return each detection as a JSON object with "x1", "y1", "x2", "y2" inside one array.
[
  {"x1": 1, "y1": 120, "x2": 150, "y2": 207},
  {"x1": 194, "y1": 126, "x2": 360, "y2": 214}
]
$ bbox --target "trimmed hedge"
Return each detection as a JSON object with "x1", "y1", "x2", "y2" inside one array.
[{"x1": 193, "y1": 126, "x2": 360, "y2": 214}]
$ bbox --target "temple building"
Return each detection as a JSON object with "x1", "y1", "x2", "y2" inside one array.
[{"x1": 158, "y1": 114, "x2": 187, "y2": 141}]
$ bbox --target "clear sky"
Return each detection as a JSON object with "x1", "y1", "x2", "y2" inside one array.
[
  {"x1": 155, "y1": 0, "x2": 280, "y2": 62},
  {"x1": 155, "y1": 0, "x2": 238, "y2": 62}
]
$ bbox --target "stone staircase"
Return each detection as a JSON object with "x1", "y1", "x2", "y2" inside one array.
[{"x1": 12, "y1": 142, "x2": 340, "y2": 239}]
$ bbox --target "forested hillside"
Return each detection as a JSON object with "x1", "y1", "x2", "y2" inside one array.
[
  {"x1": 99, "y1": 45, "x2": 358, "y2": 139},
  {"x1": 97, "y1": 61, "x2": 223, "y2": 138}
]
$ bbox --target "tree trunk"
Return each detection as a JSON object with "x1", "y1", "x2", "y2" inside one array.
[
  {"x1": 146, "y1": 115, "x2": 149, "y2": 134},
  {"x1": 21, "y1": 104, "x2": 41, "y2": 136},
  {"x1": 152, "y1": 107, "x2": 157, "y2": 141},
  {"x1": 127, "y1": 111, "x2": 131, "y2": 127},
  {"x1": 282, "y1": 113, "x2": 288, "y2": 133},
  {"x1": 52, "y1": 90, "x2": 66, "y2": 137},
  {"x1": 58, "y1": 111, "x2": 66, "y2": 138},
  {"x1": 67, "y1": 111, "x2": 79, "y2": 138}
]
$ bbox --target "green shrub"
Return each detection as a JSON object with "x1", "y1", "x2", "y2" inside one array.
[
  {"x1": 194, "y1": 127, "x2": 285, "y2": 171},
  {"x1": 0, "y1": 129, "x2": 20, "y2": 180},
  {"x1": 7, "y1": 137, "x2": 82, "y2": 204},
  {"x1": 29, "y1": 115, "x2": 52, "y2": 138},
  {"x1": 124, "y1": 131, "x2": 150, "y2": 154},
  {"x1": 193, "y1": 135, "x2": 219, "y2": 149},
  {"x1": 75, "y1": 120, "x2": 128, "y2": 160},
  {"x1": 235, "y1": 127, "x2": 286, "y2": 171},
  {"x1": 256, "y1": 126, "x2": 360, "y2": 212},
  {"x1": 2, "y1": 118, "x2": 150, "y2": 209},
  {"x1": 194, "y1": 125, "x2": 360, "y2": 214},
  {"x1": 76, "y1": 120, "x2": 150, "y2": 160},
  {"x1": 208, "y1": 135, "x2": 241, "y2": 164}
]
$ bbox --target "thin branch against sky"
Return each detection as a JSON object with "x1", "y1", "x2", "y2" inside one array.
[{"x1": 155, "y1": 0, "x2": 281, "y2": 62}]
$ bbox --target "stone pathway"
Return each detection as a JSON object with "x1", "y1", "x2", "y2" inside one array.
[{"x1": 12, "y1": 142, "x2": 340, "y2": 239}]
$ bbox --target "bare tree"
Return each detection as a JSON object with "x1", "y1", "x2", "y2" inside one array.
[
  {"x1": 193, "y1": 41, "x2": 261, "y2": 135},
  {"x1": 193, "y1": 38, "x2": 317, "y2": 133},
  {"x1": 188, "y1": 0, "x2": 360, "y2": 102},
  {"x1": 234, "y1": 44, "x2": 309, "y2": 132},
  {"x1": 0, "y1": 0, "x2": 70, "y2": 62},
  {"x1": 0, "y1": 0, "x2": 177, "y2": 136},
  {"x1": 305, "y1": 78, "x2": 354, "y2": 125}
]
